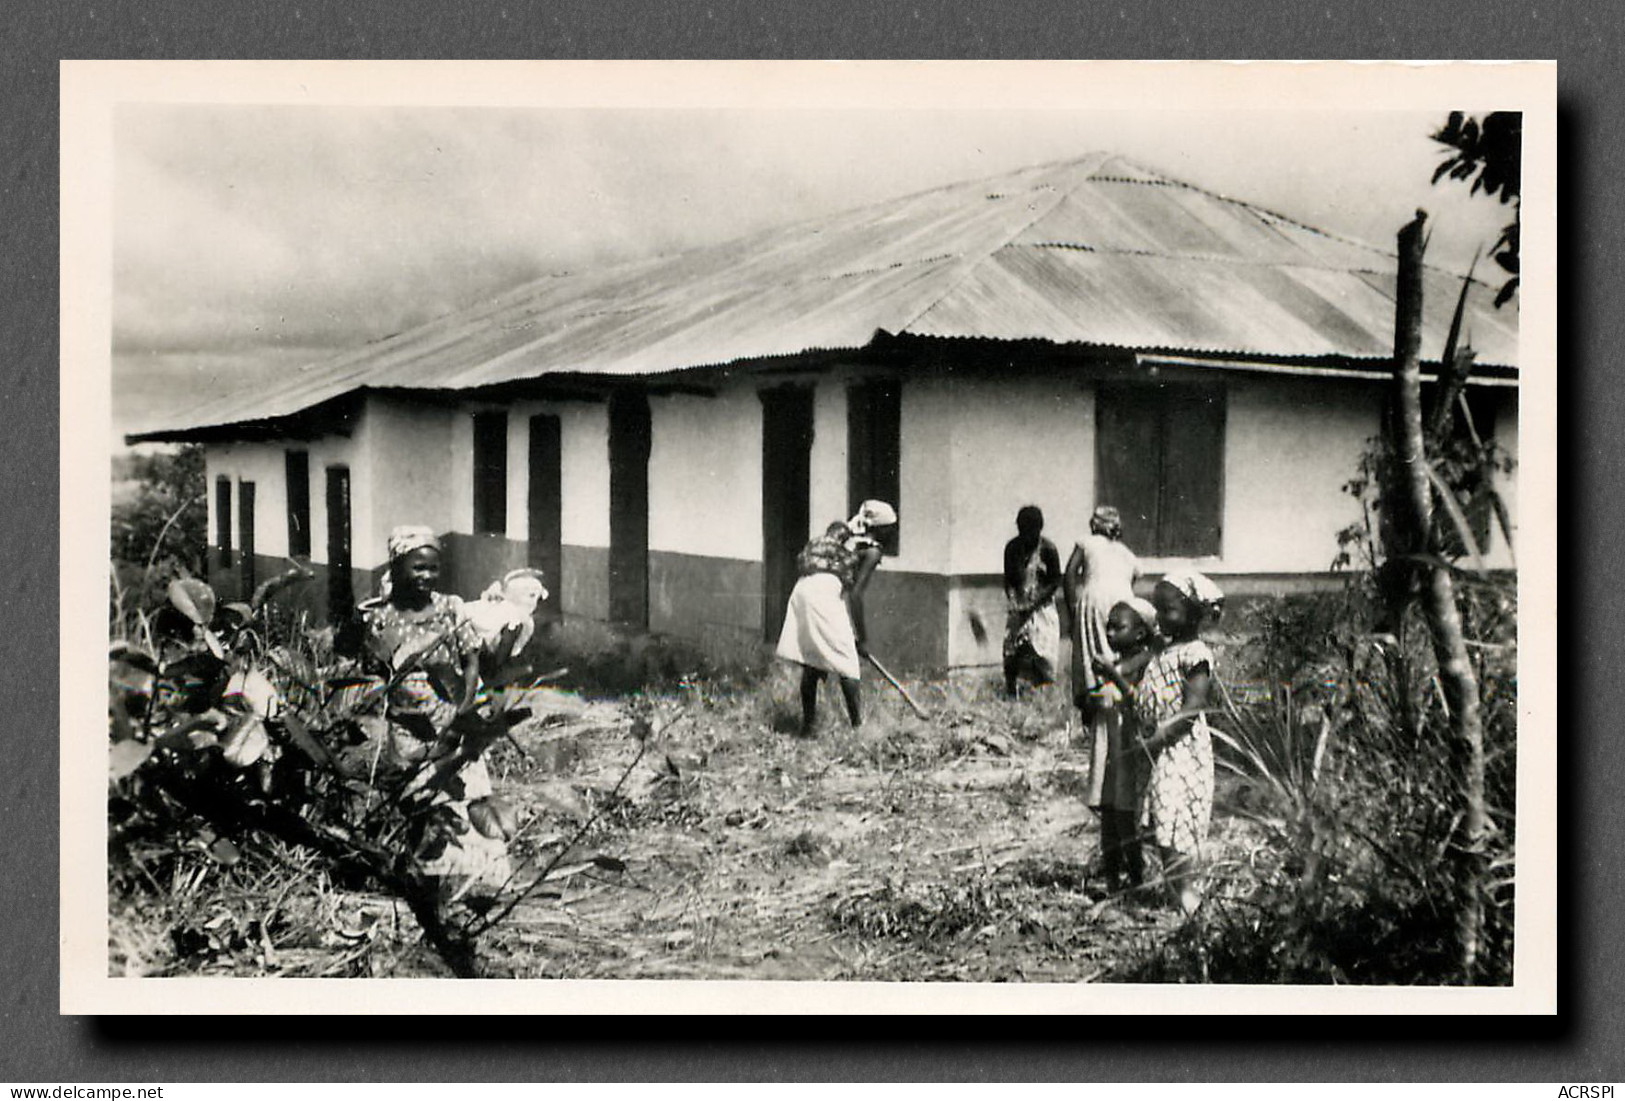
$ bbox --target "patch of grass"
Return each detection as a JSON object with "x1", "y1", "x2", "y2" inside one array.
[
  {"x1": 1001, "y1": 856, "x2": 1090, "y2": 892},
  {"x1": 829, "y1": 876, "x2": 1019, "y2": 943}
]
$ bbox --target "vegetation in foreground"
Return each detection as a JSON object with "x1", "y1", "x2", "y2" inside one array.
[{"x1": 107, "y1": 549, "x2": 1515, "y2": 982}]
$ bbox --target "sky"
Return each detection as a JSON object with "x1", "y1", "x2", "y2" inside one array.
[{"x1": 111, "y1": 105, "x2": 1515, "y2": 436}]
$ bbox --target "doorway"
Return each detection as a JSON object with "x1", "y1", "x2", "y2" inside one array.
[
  {"x1": 527, "y1": 413, "x2": 563, "y2": 621},
  {"x1": 607, "y1": 392, "x2": 650, "y2": 628},
  {"x1": 325, "y1": 464, "x2": 353, "y2": 621},
  {"x1": 760, "y1": 385, "x2": 814, "y2": 641}
]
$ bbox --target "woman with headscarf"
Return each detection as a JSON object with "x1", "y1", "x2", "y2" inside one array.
[
  {"x1": 1002, "y1": 505, "x2": 1063, "y2": 697},
  {"x1": 356, "y1": 525, "x2": 509, "y2": 891},
  {"x1": 775, "y1": 499, "x2": 898, "y2": 737},
  {"x1": 1063, "y1": 505, "x2": 1142, "y2": 809}
]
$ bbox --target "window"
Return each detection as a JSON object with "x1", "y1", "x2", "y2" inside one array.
[
  {"x1": 847, "y1": 379, "x2": 901, "y2": 553},
  {"x1": 472, "y1": 412, "x2": 508, "y2": 535},
  {"x1": 238, "y1": 480, "x2": 257, "y2": 594},
  {"x1": 285, "y1": 451, "x2": 311, "y2": 559},
  {"x1": 1095, "y1": 382, "x2": 1226, "y2": 557},
  {"x1": 214, "y1": 476, "x2": 233, "y2": 561}
]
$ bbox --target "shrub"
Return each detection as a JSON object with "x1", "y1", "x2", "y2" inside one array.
[
  {"x1": 108, "y1": 574, "x2": 644, "y2": 978},
  {"x1": 1121, "y1": 578, "x2": 1516, "y2": 985}
]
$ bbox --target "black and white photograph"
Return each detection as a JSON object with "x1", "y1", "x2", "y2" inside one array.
[{"x1": 64, "y1": 60, "x2": 1555, "y2": 1012}]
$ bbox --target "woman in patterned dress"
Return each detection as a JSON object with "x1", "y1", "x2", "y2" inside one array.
[
  {"x1": 776, "y1": 500, "x2": 898, "y2": 737},
  {"x1": 1063, "y1": 506, "x2": 1141, "y2": 809},
  {"x1": 1134, "y1": 568, "x2": 1225, "y2": 915},
  {"x1": 357, "y1": 525, "x2": 509, "y2": 892}
]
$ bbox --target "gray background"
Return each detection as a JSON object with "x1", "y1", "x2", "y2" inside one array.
[{"x1": 4, "y1": 3, "x2": 1607, "y2": 1081}]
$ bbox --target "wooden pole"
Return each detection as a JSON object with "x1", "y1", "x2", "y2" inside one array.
[{"x1": 1391, "y1": 211, "x2": 1489, "y2": 984}]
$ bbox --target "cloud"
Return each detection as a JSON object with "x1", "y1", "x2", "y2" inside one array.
[{"x1": 113, "y1": 105, "x2": 1511, "y2": 372}]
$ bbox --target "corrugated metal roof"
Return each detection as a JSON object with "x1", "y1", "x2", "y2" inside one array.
[{"x1": 136, "y1": 153, "x2": 1519, "y2": 437}]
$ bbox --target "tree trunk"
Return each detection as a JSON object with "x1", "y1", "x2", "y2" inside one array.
[{"x1": 1391, "y1": 211, "x2": 1489, "y2": 984}]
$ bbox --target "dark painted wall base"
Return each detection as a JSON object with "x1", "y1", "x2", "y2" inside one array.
[
  {"x1": 862, "y1": 568, "x2": 951, "y2": 672},
  {"x1": 207, "y1": 544, "x2": 1410, "y2": 674},
  {"x1": 440, "y1": 533, "x2": 531, "y2": 607},
  {"x1": 560, "y1": 543, "x2": 610, "y2": 623},
  {"x1": 205, "y1": 549, "x2": 374, "y2": 624},
  {"x1": 649, "y1": 549, "x2": 763, "y2": 640}
]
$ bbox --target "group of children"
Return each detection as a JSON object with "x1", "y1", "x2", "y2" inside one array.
[{"x1": 1004, "y1": 505, "x2": 1225, "y2": 914}]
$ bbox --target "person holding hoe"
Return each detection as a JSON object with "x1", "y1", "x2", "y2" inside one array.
[{"x1": 775, "y1": 500, "x2": 898, "y2": 737}]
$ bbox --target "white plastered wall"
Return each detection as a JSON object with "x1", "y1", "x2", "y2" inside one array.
[
  {"x1": 944, "y1": 374, "x2": 1095, "y2": 574},
  {"x1": 1214, "y1": 376, "x2": 1378, "y2": 575},
  {"x1": 205, "y1": 430, "x2": 371, "y2": 567},
  {"x1": 648, "y1": 386, "x2": 762, "y2": 560},
  {"x1": 439, "y1": 399, "x2": 611, "y2": 550},
  {"x1": 890, "y1": 376, "x2": 954, "y2": 577},
  {"x1": 361, "y1": 396, "x2": 458, "y2": 564}
]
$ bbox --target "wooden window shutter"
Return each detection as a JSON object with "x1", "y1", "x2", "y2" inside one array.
[{"x1": 1096, "y1": 382, "x2": 1225, "y2": 557}]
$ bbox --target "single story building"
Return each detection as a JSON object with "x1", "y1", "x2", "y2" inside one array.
[{"x1": 130, "y1": 153, "x2": 1519, "y2": 671}]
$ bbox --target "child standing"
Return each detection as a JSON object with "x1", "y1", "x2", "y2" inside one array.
[
  {"x1": 1135, "y1": 569, "x2": 1225, "y2": 915},
  {"x1": 1063, "y1": 506, "x2": 1141, "y2": 808},
  {"x1": 1088, "y1": 596, "x2": 1160, "y2": 893}
]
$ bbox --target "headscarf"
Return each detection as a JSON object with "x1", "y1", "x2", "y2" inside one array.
[
  {"x1": 387, "y1": 525, "x2": 441, "y2": 562},
  {"x1": 1089, "y1": 505, "x2": 1123, "y2": 540},
  {"x1": 375, "y1": 525, "x2": 442, "y2": 600},
  {"x1": 1160, "y1": 567, "x2": 1225, "y2": 623},
  {"x1": 848, "y1": 499, "x2": 898, "y2": 534},
  {"x1": 1120, "y1": 596, "x2": 1160, "y2": 636}
]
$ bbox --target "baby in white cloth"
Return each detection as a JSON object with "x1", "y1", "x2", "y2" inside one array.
[{"x1": 464, "y1": 568, "x2": 549, "y2": 660}]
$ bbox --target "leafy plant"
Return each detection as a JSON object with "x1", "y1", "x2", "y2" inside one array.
[
  {"x1": 1432, "y1": 111, "x2": 1521, "y2": 307},
  {"x1": 108, "y1": 572, "x2": 644, "y2": 978}
]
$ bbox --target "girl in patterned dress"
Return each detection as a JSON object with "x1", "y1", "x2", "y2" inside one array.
[{"x1": 1134, "y1": 568, "x2": 1225, "y2": 915}]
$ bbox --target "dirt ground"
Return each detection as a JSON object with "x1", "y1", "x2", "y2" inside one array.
[
  {"x1": 416, "y1": 669, "x2": 1254, "y2": 982},
  {"x1": 111, "y1": 662, "x2": 1272, "y2": 981}
]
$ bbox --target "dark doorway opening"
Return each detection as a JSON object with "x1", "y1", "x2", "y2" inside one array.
[
  {"x1": 847, "y1": 378, "x2": 902, "y2": 554},
  {"x1": 285, "y1": 450, "x2": 311, "y2": 559},
  {"x1": 607, "y1": 392, "x2": 651, "y2": 628},
  {"x1": 238, "y1": 480, "x2": 257, "y2": 597},
  {"x1": 527, "y1": 413, "x2": 564, "y2": 622},
  {"x1": 760, "y1": 386, "x2": 814, "y2": 641},
  {"x1": 214, "y1": 476, "x2": 233, "y2": 567},
  {"x1": 472, "y1": 411, "x2": 509, "y2": 535},
  {"x1": 325, "y1": 465, "x2": 353, "y2": 621}
]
